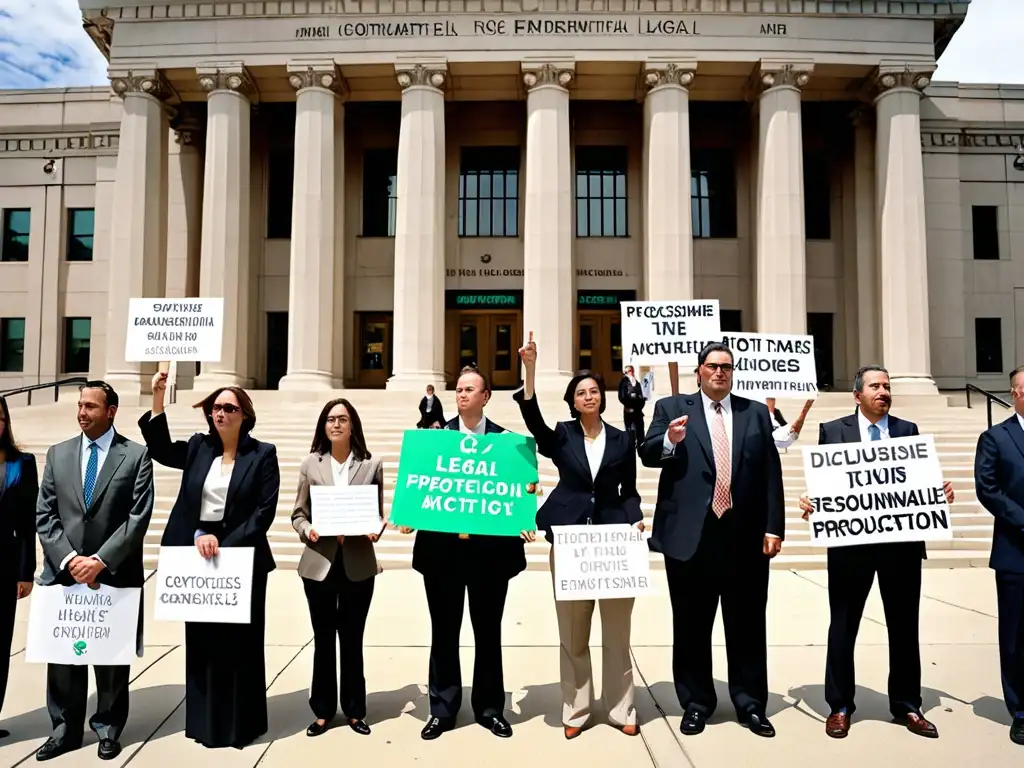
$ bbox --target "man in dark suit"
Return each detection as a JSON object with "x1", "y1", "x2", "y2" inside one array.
[
  {"x1": 34, "y1": 381, "x2": 154, "y2": 762},
  {"x1": 974, "y1": 364, "x2": 1024, "y2": 746},
  {"x1": 405, "y1": 365, "x2": 533, "y2": 740},
  {"x1": 639, "y1": 342, "x2": 784, "y2": 738},
  {"x1": 618, "y1": 365, "x2": 645, "y2": 447},
  {"x1": 799, "y1": 365, "x2": 953, "y2": 740},
  {"x1": 417, "y1": 384, "x2": 445, "y2": 429}
]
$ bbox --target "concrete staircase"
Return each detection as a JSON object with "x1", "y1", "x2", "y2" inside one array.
[{"x1": 8, "y1": 389, "x2": 1000, "y2": 571}]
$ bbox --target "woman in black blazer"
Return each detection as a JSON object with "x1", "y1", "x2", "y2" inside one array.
[
  {"x1": 139, "y1": 373, "x2": 280, "y2": 749},
  {"x1": 0, "y1": 395, "x2": 37, "y2": 738},
  {"x1": 513, "y1": 339, "x2": 643, "y2": 741}
]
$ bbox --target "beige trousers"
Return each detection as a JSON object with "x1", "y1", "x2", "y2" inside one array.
[{"x1": 549, "y1": 549, "x2": 637, "y2": 728}]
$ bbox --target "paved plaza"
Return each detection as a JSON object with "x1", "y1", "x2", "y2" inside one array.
[{"x1": 0, "y1": 566, "x2": 1019, "y2": 767}]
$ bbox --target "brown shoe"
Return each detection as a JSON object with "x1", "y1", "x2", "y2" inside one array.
[
  {"x1": 564, "y1": 726, "x2": 583, "y2": 740},
  {"x1": 825, "y1": 711, "x2": 851, "y2": 739},
  {"x1": 895, "y1": 712, "x2": 938, "y2": 739}
]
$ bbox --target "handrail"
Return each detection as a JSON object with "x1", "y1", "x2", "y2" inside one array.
[
  {"x1": 0, "y1": 377, "x2": 89, "y2": 406},
  {"x1": 966, "y1": 383, "x2": 1012, "y2": 429}
]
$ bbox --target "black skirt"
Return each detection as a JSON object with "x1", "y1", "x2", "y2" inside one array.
[{"x1": 183, "y1": 567, "x2": 269, "y2": 748}]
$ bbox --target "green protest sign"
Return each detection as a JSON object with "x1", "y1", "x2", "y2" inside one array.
[{"x1": 390, "y1": 429, "x2": 539, "y2": 536}]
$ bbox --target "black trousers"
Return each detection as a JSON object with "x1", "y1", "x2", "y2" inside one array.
[
  {"x1": 46, "y1": 664, "x2": 130, "y2": 745},
  {"x1": 664, "y1": 510, "x2": 770, "y2": 718},
  {"x1": 824, "y1": 543, "x2": 922, "y2": 718},
  {"x1": 423, "y1": 573, "x2": 509, "y2": 721},
  {"x1": 623, "y1": 411, "x2": 645, "y2": 448},
  {"x1": 0, "y1": 578, "x2": 16, "y2": 717},
  {"x1": 303, "y1": 556, "x2": 376, "y2": 722},
  {"x1": 995, "y1": 570, "x2": 1024, "y2": 718}
]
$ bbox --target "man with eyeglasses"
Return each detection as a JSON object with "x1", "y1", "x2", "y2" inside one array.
[{"x1": 640, "y1": 343, "x2": 784, "y2": 739}]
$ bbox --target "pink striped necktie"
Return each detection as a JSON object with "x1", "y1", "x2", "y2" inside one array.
[{"x1": 710, "y1": 401, "x2": 732, "y2": 517}]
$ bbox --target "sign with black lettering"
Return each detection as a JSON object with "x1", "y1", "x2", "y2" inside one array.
[
  {"x1": 802, "y1": 435, "x2": 952, "y2": 547},
  {"x1": 707, "y1": 332, "x2": 817, "y2": 399},
  {"x1": 621, "y1": 299, "x2": 721, "y2": 365},
  {"x1": 125, "y1": 298, "x2": 224, "y2": 362},
  {"x1": 552, "y1": 524, "x2": 653, "y2": 601},
  {"x1": 154, "y1": 547, "x2": 254, "y2": 624},
  {"x1": 26, "y1": 585, "x2": 141, "y2": 666}
]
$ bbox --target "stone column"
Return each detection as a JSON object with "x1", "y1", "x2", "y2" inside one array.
[
  {"x1": 522, "y1": 62, "x2": 574, "y2": 387},
  {"x1": 755, "y1": 62, "x2": 812, "y2": 335},
  {"x1": 103, "y1": 69, "x2": 170, "y2": 403},
  {"x1": 853, "y1": 108, "x2": 880, "y2": 366},
  {"x1": 874, "y1": 66, "x2": 937, "y2": 394},
  {"x1": 279, "y1": 62, "x2": 345, "y2": 391},
  {"x1": 642, "y1": 61, "x2": 696, "y2": 392},
  {"x1": 194, "y1": 63, "x2": 254, "y2": 390},
  {"x1": 387, "y1": 63, "x2": 447, "y2": 391}
]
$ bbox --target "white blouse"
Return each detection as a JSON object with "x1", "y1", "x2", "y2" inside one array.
[
  {"x1": 583, "y1": 426, "x2": 606, "y2": 482},
  {"x1": 199, "y1": 457, "x2": 233, "y2": 523},
  {"x1": 330, "y1": 454, "x2": 352, "y2": 487}
]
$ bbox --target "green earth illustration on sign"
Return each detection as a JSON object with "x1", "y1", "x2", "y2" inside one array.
[{"x1": 72, "y1": 641, "x2": 87, "y2": 657}]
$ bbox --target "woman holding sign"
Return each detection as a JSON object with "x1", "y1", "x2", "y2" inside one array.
[
  {"x1": 0, "y1": 396, "x2": 37, "y2": 738},
  {"x1": 292, "y1": 398, "x2": 384, "y2": 737},
  {"x1": 140, "y1": 373, "x2": 281, "y2": 749},
  {"x1": 514, "y1": 336, "x2": 644, "y2": 740}
]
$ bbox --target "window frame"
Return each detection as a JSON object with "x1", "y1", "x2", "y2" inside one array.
[
  {"x1": 62, "y1": 317, "x2": 92, "y2": 374},
  {"x1": 575, "y1": 146, "x2": 629, "y2": 238},
  {"x1": 972, "y1": 205, "x2": 999, "y2": 261},
  {"x1": 0, "y1": 317, "x2": 26, "y2": 373},
  {"x1": 690, "y1": 148, "x2": 737, "y2": 239},
  {"x1": 1, "y1": 208, "x2": 31, "y2": 263},
  {"x1": 457, "y1": 146, "x2": 520, "y2": 238},
  {"x1": 66, "y1": 208, "x2": 96, "y2": 262},
  {"x1": 362, "y1": 148, "x2": 399, "y2": 238},
  {"x1": 975, "y1": 316, "x2": 1003, "y2": 374}
]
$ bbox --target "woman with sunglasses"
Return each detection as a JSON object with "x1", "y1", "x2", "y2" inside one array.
[
  {"x1": 292, "y1": 399, "x2": 384, "y2": 737},
  {"x1": 139, "y1": 373, "x2": 281, "y2": 749},
  {"x1": 0, "y1": 395, "x2": 37, "y2": 739}
]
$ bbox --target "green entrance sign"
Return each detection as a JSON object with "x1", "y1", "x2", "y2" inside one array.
[{"x1": 390, "y1": 430, "x2": 539, "y2": 536}]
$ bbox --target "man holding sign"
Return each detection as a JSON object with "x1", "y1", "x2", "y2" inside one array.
[{"x1": 799, "y1": 365, "x2": 954, "y2": 740}]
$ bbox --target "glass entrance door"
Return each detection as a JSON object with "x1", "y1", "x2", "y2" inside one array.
[
  {"x1": 446, "y1": 311, "x2": 522, "y2": 389},
  {"x1": 577, "y1": 311, "x2": 624, "y2": 389},
  {"x1": 355, "y1": 312, "x2": 393, "y2": 388}
]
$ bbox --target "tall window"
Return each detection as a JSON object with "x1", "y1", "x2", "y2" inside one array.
[
  {"x1": 575, "y1": 146, "x2": 628, "y2": 237},
  {"x1": 362, "y1": 148, "x2": 398, "y2": 237},
  {"x1": 975, "y1": 317, "x2": 1003, "y2": 374},
  {"x1": 265, "y1": 104, "x2": 296, "y2": 239},
  {"x1": 804, "y1": 149, "x2": 831, "y2": 240},
  {"x1": 0, "y1": 318, "x2": 25, "y2": 372},
  {"x1": 972, "y1": 206, "x2": 999, "y2": 260},
  {"x1": 1, "y1": 209, "x2": 30, "y2": 262},
  {"x1": 63, "y1": 317, "x2": 91, "y2": 373},
  {"x1": 458, "y1": 147, "x2": 519, "y2": 237},
  {"x1": 691, "y1": 149, "x2": 737, "y2": 238},
  {"x1": 66, "y1": 208, "x2": 95, "y2": 262}
]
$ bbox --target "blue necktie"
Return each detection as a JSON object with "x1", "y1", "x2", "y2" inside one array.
[
  {"x1": 868, "y1": 424, "x2": 881, "y2": 441},
  {"x1": 83, "y1": 443, "x2": 98, "y2": 509}
]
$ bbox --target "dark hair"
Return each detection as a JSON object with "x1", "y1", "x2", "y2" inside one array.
[
  {"x1": 697, "y1": 342, "x2": 733, "y2": 367},
  {"x1": 80, "y1": 380, "x2": 119, "y2": 409},
  {"x1": 193, "y1": 387, "x2": 257, "y2": 439},
  {"x1": 1010, "y1": 366, "x2": 1024, "y2": 387},
  {"x1": 563, "y1": 370, "x2": 607, "y2": 419},
  {"x1": 0, "y1": 395, "x2": 20, "y2": 456},
  {"x1": 457, "y1": 364, "x2": 490, "y2": 393},
  {"x1": 309, "y1": 398, "x2": 371, "y2": 460},
  {"x1": 853, "y1": 365, "x2": 889, "y2": 393}
]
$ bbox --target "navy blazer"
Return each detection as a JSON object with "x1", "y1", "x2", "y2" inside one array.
[
  {"x1": 138, "y1": 411, "x2": 281, "y2": 574},
  {"x1": 817, "y1": 411, "x2": 926, "y2": 560},
  {"x1": 0, "y1": 453, "x2": 38, "y2": 582},
  {"x1": 639, "y1": 392, "x2": 784, "y2": 563},
  {"x1": 411, "y1": 415, "x2": 527, "y2": 581},
  {"x1": 975, "y1": 415, "x2": 1024, "y2": 573},
  {"x1": 513, "y1": 389, "x2": 641, "y2": 538}
]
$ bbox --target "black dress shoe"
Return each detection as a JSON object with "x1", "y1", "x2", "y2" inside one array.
[
  {"x1": 348, "y1": 719, "x2": 371, "y2": 736},
  {"x1": 680, "y1": 709, "x2": 706, "y2": 736},
  {"x1": 36, "y1": 738, "x2": 79, "y2": 762},
  {"x1": 306, "y1": 720, "x2": 329, "y2": 737},
  {"x1": 420, "y1": 716, "x2": 454, "y2": 741},
  {"x1": 1010, "y1": 716, "x2": 1024, "y2": 746},
  {"x1": 97, "y1": 739, "x2": 122, "y2": 761},
  {"x1": 0, "y1": 729, "x2": 9, "y2": 739},
  {"x1": 476, "y1": 715, "x2": 512, "y2": 738},
  {"x1": 742, "y1": 710, "x2": 776, "y2": 738}
]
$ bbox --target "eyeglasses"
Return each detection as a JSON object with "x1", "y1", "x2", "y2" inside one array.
[
  {"x1": 211, "y1": 403, "x2": 241, "y2": 414},
  {"x1": 704, "y1": 363, "x2": 734, "y2": 372}
]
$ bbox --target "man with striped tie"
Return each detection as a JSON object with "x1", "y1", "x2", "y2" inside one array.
[
  {"x1": 34, "y1": 382, "x2": 154, "y2": 762},
  {"x1": 639, "y1": 342, "x2": 785, "y2": 739}
]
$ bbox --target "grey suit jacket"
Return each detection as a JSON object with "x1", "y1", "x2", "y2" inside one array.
[
  {"x1": 291, "y1": 453, "x2": 384, "y2": 582},
  {"x1": 35, "y1": 431, "x2": 155, "y2": 589}
]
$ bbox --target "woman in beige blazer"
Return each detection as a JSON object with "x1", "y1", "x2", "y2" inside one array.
[{"x1": 292, "y1": 398, "x2": 385, "y2": 738}]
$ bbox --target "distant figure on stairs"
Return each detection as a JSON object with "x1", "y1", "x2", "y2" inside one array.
[
  {"x1": 417, "y1": 384, "x2": 445, "y2": 429},
  {"x1": 618, "y1": 365, "x2": 645, "y2": 448}
]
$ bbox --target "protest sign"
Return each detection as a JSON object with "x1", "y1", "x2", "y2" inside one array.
[
  {"x1": 721, "y1": 332, "x2": 818, "y2": 399},
  {"x1": 802, "y1": 434, "x2": 951, "y2": 547},
  {"x1": 390, "y1": 430, "x2": 538, "y2": 536},
  {"x1": 154, "y1": 546, "x2": 254, "y2": 624},
  {"x1": 309, "y1": 485, "x2": 383, "y2": 536},
  {"x1": 621, "y1": 300, "x2": 721, "y2": 366},
  {"x1": 552, "y1": 524, "x2": 654, "y2": 601},
  {"x1": 26, "y1": 584, "x2": 141, "y2": 666},
  {"x1": 125, "y1": 298, "x2": 224, "y2": 362}
]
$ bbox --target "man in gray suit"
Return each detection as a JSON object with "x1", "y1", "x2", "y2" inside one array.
[{"x1": 34, "y1": 381, "x2": 154, "y2": 762}]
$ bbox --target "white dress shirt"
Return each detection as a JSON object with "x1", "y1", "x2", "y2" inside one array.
[
  {"x1": 858, "y1": 410, "x2": 890, "y2": 441},
  {"x1": 60, "y1": 427, "x2": 116, "y2": 572},
  {"x1": 1016, "y1": 413, "x2": 1024, "y2": 433},
  {"x1": 425, "y1": 394, "x2": 435, "y2": 411},
  {"x1": 198, "y1": 457, "x2": 233, "y2": 523},
  {"x1": 583, "y1": 425, "x2": 606, "y2": 482},
  {"x1": 331, "y1": 454, "x2": 352, "y2": 487},
  {"x1": 770, "y1": 411, "x2": 799, "y2": 450},
  {"x1": 458, "y1": 415, "x2": 488, "y2": 435}
]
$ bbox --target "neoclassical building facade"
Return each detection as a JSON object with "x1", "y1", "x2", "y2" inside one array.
[{"x1": 3, "y1": 0, "x2": 1022, "y2": 401}]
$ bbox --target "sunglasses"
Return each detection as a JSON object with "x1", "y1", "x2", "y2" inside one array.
[{"x1": 211, "y1": 403, "x2": 241, "y2": 414}]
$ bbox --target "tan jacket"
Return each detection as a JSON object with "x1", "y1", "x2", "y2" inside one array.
[{"x1": 291, "y1": 452, "x2": 384, "y2": 582}]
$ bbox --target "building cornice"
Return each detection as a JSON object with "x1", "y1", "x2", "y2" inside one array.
[
  {"x1": 921, "y1": 129, "x2": 1024, "y2": 150},
  {"x1": 0, "y1": 132, "x2": 120, "y2": 157}
]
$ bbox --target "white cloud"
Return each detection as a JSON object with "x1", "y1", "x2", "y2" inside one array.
[{"x1": 0, "y1": 0, "x2": 108, "y2": 89}]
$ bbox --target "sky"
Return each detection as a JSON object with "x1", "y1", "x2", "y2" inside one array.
[{"x1": 0, "y1": 0, "x2": 1021, "y2": 90}]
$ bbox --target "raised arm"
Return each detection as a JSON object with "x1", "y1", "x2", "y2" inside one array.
[
  {"x1": 139, "y1": 372, "x2": 191, "y2": 469},
  {"x1": 35, "y1": 446, "x2": 76, "y2": 572},
  {"x1": 515, "y1": 336, "x2": 561, "y2": 457},
  {"x1": 975, "y1": 430, "x2": 1024, "y2": 529},
  {"x1": 15, "y1": 455, "x2": 39, "y2": 581},
  {"x1": 639, "y1": 398, "x2": 676, "y2": 467},
  {"x1": 96, "y1": 449, "x2": 155, "y2": 572},
  {"x1": 220, "y1": 445, "x2": 281, "y2": 548}
]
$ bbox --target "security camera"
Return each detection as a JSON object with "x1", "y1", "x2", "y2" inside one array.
[
  {"x1": 42, "y1": 159, "x2": 55, "y2": 174},
  {"x1": 1015, "y1": 153, "x2": 1024, "y2": 172}
]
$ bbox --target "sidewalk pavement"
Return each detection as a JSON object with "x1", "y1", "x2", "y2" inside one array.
[{"x1": 0, "y1": 566, "x2": 1019, "y2": 767}]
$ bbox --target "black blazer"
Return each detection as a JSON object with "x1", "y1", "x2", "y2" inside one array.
[
  {"x1": 618, "y1": 377, "x2": 645, "y2": 412},
  {"x1": 138, "y1": 412, "x2": 281, "y2": 574},
  {"x1": 0, "y1": 453, "x2": 38, "y2": 582},
  {"x1": 818, "y1": 412, "x2": 926, "y2": 560},
  {"x1": 411, "y1": 415, "x2": 527, "y2": 581},
  {"x1": 639, "y1": 392, "x2": 784, "y2": 562},
  {"x1": 975, "y1": 415, "x2": 1024, "y2": 573},
  {"x1": 513, "y1": 390, "x2": 641, "y2": 538},
  {"x1": 417, "y1": 396, "x2": 445, "y2": 429}
]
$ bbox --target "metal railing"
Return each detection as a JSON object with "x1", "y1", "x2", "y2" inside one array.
[
  {"x1": 966, "y1": 384, "x2": 1012, "y2": 429},
  {"x1": 0, "y1": 377, "x2": 89, "y2": 406}
]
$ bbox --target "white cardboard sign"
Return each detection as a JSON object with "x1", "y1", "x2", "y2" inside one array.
[
  {"x1": 621, "y1": 300, "x2": 721, "y2": 366},
  {"x1": 154, "y1": 546, "x2": 254, "y2": 624},
  {"x1": 552, "y1": 524, "x2": 653, "y2": 601},
  {"x1": 125, "y1": 298, "x2": 224, "y2": 362},
  {"x1": 26, "y1": 584, "x2": 141, "y2": 666},
  {"x1": 721, "y1": 332, "x2": 819, "y2": 400},
  {"x1": 309, "y1": 485, "x2": 383, "y2": 536}
]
